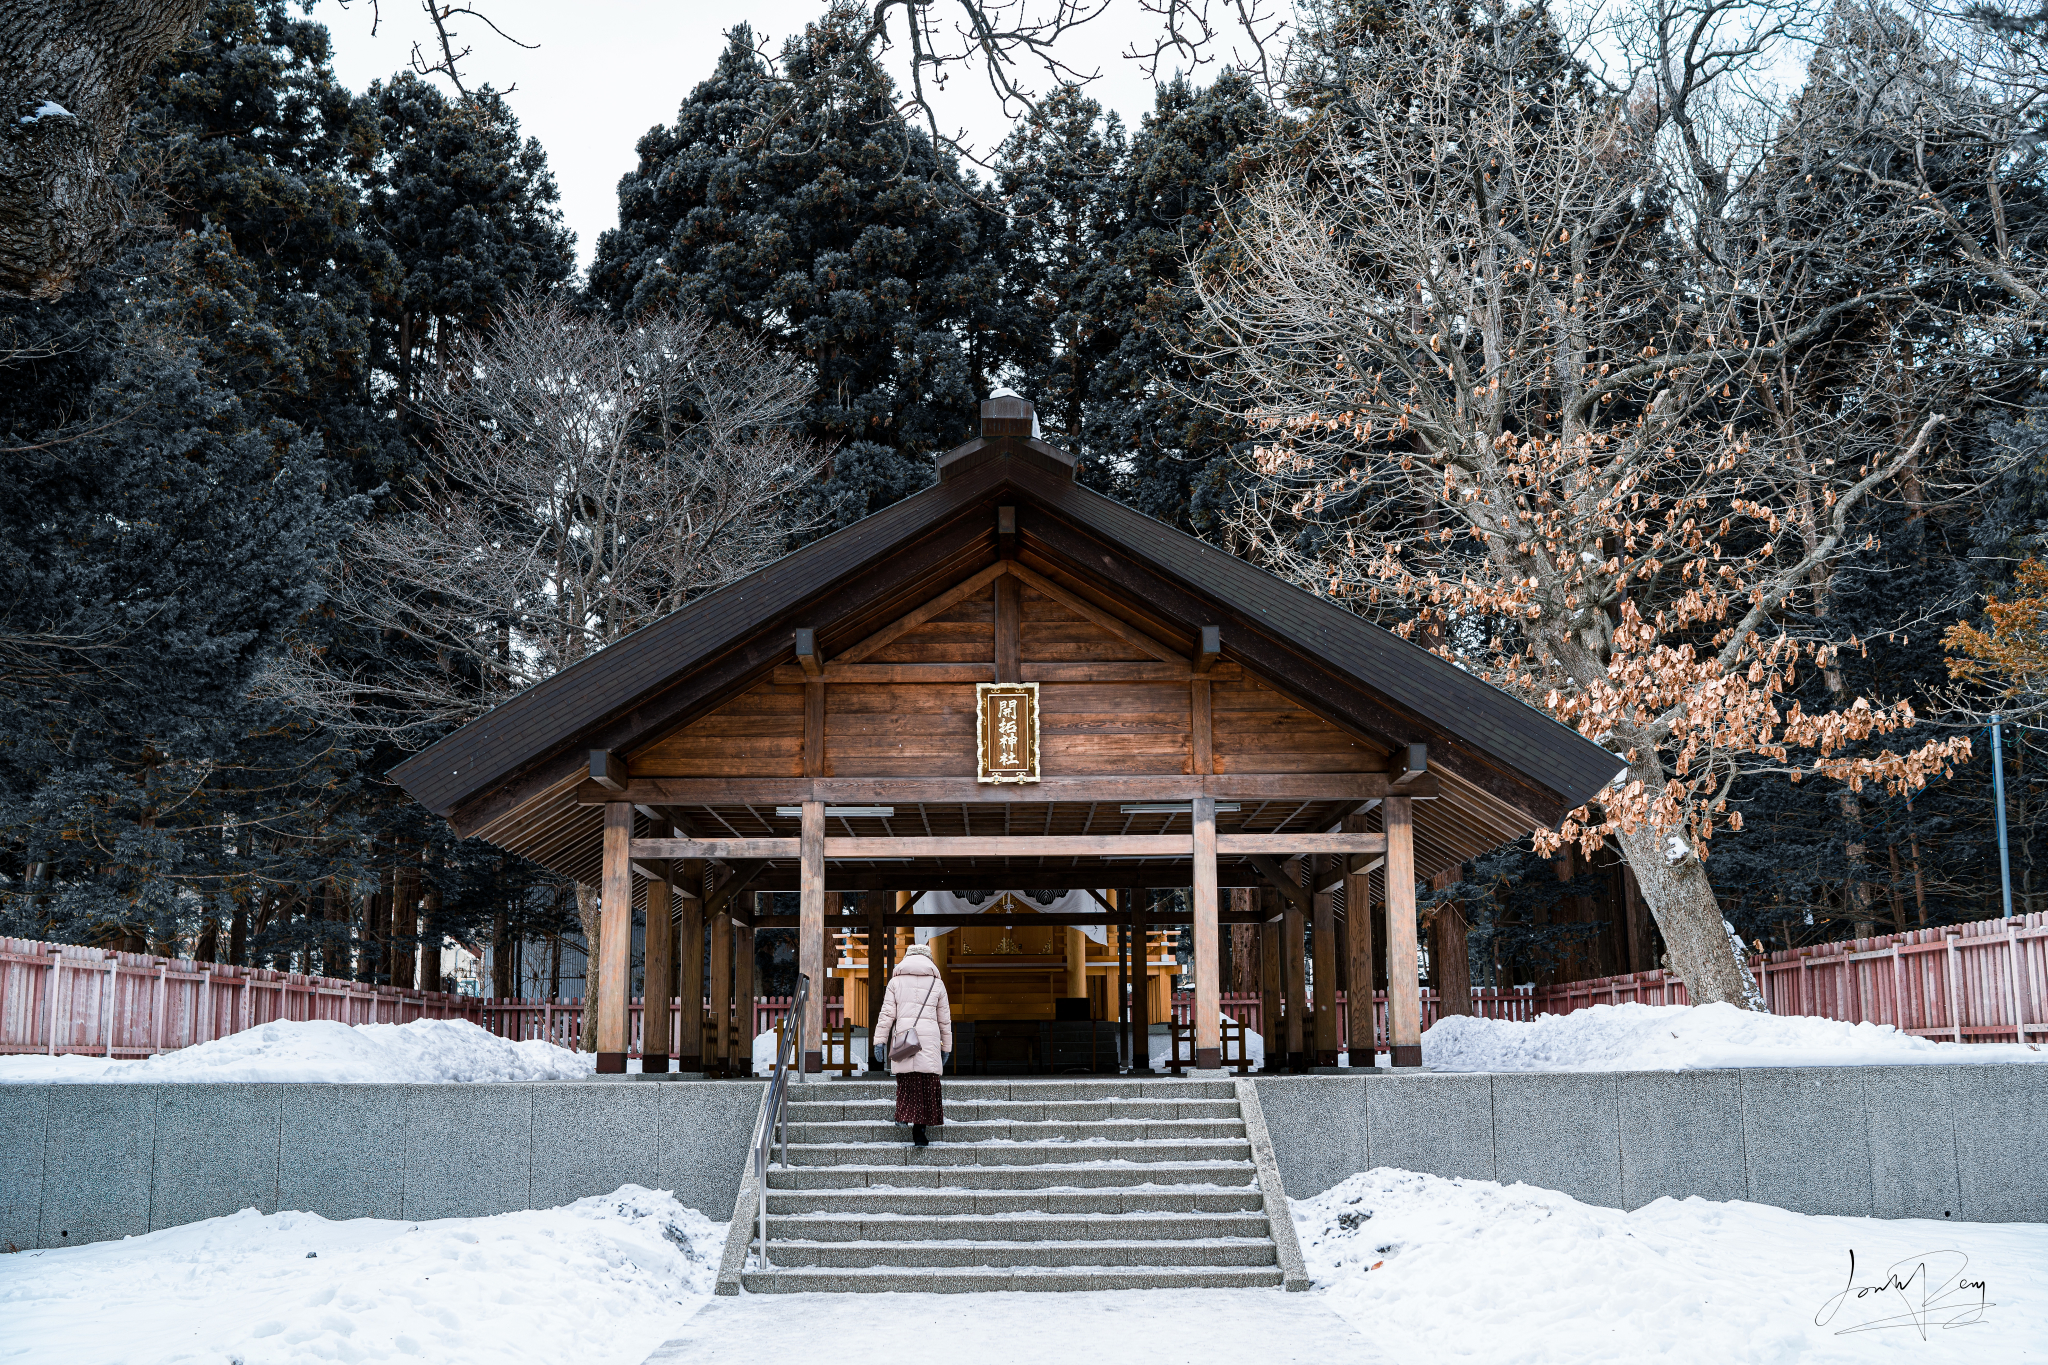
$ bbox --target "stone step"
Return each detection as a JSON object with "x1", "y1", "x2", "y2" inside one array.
[
  {"x1": 784, "y1": 1118, "x2": 1247, "y2": 1144},
  {"x1": 783, "y1": 1139, "x2": 1251, "y2": 1167},
  {"x1": 766, "y1": 1162, "x2": 1257, "y2": 1191},
  {"x1": 761, "y1": 1212, "x2": 1272, "y2": 1243},
  {"x1": 739, "y1": 1265, "x2": 1286, "y2": 1293},
  {"x1": 785, "y1": 1098, "x2": 1241, "y2": 1122},
  {"x1": 764, "y1": 1187, "x2": 1265, "y2": 1216},
  {"x1": 787, "y1": 1079, "x2": 1239, "y2": 1102},
  {"x1": 758, "y1": 1238, "x2": 1279, "y2": 1269}
]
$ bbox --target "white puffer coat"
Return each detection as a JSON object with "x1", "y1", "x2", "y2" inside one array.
[{"x1": 874, "y1": 950, "x2": 953, "y2": 1075}]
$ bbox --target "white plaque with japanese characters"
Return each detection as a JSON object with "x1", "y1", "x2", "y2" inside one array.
[{"x1": 975, "y1": 682, "x2": 1040, "y2": 783}]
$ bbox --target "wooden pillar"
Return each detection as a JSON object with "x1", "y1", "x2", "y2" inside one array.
[
  {"x1": 799, "y1": 799, "x2": 825, "y2": 1072},
  {"x1": 1130, "y1": 891, "x2": 1153, "y2": 1074},
  {"x1": 864, "y1": 889, "x2": 886, "y2": 1036},
  {"x1": 1112, "y1": 892, "x2": 1129, "y2": 1067},
  {"x1": 1312, "y1": 858, "x2": 1339, "y2": 1067},
  {"x1": 1343, "y1": 815, "x2": 1377, "y2": 1068},
  {"x1": 677, "y1": 860, "x2": 704, "y2": 1073},
  {"x1": 733, "y1": 906, "x2": 757, "y2": 1074},
  {"x1": 642, "y1": 877, "x2": 673, "y2": 1072},
  {"x1": 1385, "y1": 796, "x2": 1422, "y2": 1067},
  {"x1": 597, "y1": 803, "x2": 633, "y2": 1072},
  {"x1": 1064, "y1": 925, "x2": 1087, "y2": 1002},
  {"x1": 1191, "y1": 795, "x2": 1221, "y2": 1068},
  {"x1": 1282, "y1": 870, "x2": 1306, "y2": 1072},
  {"x1": 1259, "y1": 888, "x2": 1282, "y2": 1072},
  {"x1": 1432, "y1": 895, "x2": 1472, "y2": 1017},
  {"x1": 707, "y1": 891, "x2": 731, "y2": 1076}
]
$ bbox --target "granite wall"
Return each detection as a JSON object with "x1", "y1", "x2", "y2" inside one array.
[
  {"x1": 0, "y1": 1080, "x2": 765, "y2": 1252},
  {"x1": 1251, "y1": 1065, "x2": 2047, "y2": 1222}
]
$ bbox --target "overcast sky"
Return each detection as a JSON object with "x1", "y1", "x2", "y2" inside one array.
[{"x1": 321, "y1": 0, "x2": 1180, "y2": 273}]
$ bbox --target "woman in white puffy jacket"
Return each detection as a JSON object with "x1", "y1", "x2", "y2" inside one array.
[{"x1": 872, "y1": 944, "x2": 953, "y2": 1146}]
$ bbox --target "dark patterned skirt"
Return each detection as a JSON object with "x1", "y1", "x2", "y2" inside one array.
[{"x1": 894, "y1": 1072, "x2": 944, "y2": 1126}]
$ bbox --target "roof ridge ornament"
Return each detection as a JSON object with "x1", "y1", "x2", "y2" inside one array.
[{"x1": 938, "y1": 393, "x2": 1076, "y2": 482}]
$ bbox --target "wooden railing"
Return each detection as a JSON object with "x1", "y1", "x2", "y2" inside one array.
[{"x1": 11, "y1": 911, "x2": 2042, "y2": 1059}]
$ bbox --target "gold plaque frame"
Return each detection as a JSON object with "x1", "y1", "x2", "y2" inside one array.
[{"x1": 975, "y1": 682, "x2": 1040, "y2": 783}]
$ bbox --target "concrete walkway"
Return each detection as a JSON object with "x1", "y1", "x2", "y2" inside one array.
[{"x1": 641, "y1": 1289, "x2": 1371, "y2": 1364}]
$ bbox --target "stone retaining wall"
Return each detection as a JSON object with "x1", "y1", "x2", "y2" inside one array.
[
  {"x1": 1251, "y1": 1066, "x2": 2047, "y2": 1222},
  {"x1": 0, "y1": 1080, "x2": 763, "y2": 1252}
]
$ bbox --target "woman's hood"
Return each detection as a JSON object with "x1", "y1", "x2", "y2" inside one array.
[{"x1": 893, "y1": 953, "x2": 941, "y2": 978}]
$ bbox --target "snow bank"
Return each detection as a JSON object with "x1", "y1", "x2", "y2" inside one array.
[
  {"x1": 0, "y1": 1186, "x2": 721, "y2": 1365},
  {"x1": 1296, "y1": 1169, "x2": 2048, "y2": 1364},
  {"x1": 1423, "y1": 1001, "x2": 2048, "y2": 1072},
  {"x1": 0, "y1": 1017, "x2": 593, "y2": 1084}
]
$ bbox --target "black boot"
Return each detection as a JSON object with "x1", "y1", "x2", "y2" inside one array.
[{"x1": 911, "y1": 1124, "x2": 929, "y2": 1147}]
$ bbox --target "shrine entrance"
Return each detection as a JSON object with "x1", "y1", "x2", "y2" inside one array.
[{"x1": 392, "y1": 395, "x2": 1619, "y2": 1077}]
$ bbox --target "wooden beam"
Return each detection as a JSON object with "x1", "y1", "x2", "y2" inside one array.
[
  {"x1": 579, "y1": 774, "x2": 1430, "y2": 806},
  {"x1": 588, "y1": 750, "x2": 629, "y2": 793},
  {"x1": 1195, "y1": 625, "x2": 1221, "y2": 674},
  {"x1": 793, "y1": 627, "x2": 822, "y2": 678},
  {"x1": 773, "y1": 663, "x2": 993, "y2": 684},
  {"x1": 834, "y1": 561, "x2": 1009, "y2": 665},
  {"x1": 799, "y1": 800, "x2": 825, "y2": 1072},
  {"x1": 1247, "y1": 854, "x2": 1312, "y2": 915},
  {"x1": 597, "y1": 803, "x2": 632, "y2": 1071},
  {"x1": 1192, "y1": 794, "x2": 1221, "y2": 1068},
  {"x1": 1005, "y1": 560, "x2": 1184, "y2": 665},
  {"x1": 803, "y1": 679, "x2": 825, "y2": 778},
  {"x1": 1344, "y1": 813, "x2": 1376, "y2": 1068},
  {"x1": 1317, "y1": 855, "x2": 1384, "y2": 896},
  {"x1": 995, "y1": 571, "x2": 1020, "y2": 683},
  {"x1": 1393, "y1": 742, "x2": 1428, "y2": 787},
  {"x1": 703, "y1": 859, "x2": 768, "y2": 918},
  {"x1": 1384, "y1": 796, "x2": 1421, "y2": 1067},
  {"x1": 1216, "y1": 833, "x2": 1385, "y2": 856}
]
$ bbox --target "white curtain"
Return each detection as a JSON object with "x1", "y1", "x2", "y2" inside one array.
[{"x1": 909, "y1": 889, "x2": 1107, "y2": 945}]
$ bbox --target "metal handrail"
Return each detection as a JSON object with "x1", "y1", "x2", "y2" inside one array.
[{"x1": 753, "y1": 971, "x2": 808, "y2": 1270}]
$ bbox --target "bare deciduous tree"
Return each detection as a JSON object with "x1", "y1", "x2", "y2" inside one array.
[
  {"x1": 1193, "y1": 2, "x2": 2014, "y2": 1006},
  {"x1": 267, "y1": 296, "x2": 822, "y2": 1044}
]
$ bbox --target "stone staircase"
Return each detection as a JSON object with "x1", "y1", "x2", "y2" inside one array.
[{"x1": 742, "y1": 1077, "x2": 1293, "y2": 1293}]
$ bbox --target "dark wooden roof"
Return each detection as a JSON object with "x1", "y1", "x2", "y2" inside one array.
[{"x1": 391, "y1": 429, "x2": 1621, "y2": 883}]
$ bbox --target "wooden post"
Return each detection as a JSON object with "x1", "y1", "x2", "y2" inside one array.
[
  {"x1": 642, "y1": 876, "x2": 673, "y2": 1073},
  {"x1": 1113, "y1": 892, "x2": 1129, "y2": 1067},
  {"x1": 707, "y1": 888, "x2": 732, "y2": 1076},
  {"x1": 865, "y1": 889, "x2": 887, "y2": 1036},
  {"x1": 1259, "y1": 888, "x2": 1282, "y2": 1072},
  {"x1": 677, "y1": 859, "x2": 704, "y2": 1073},
  {"x1": 597, "y1": 803, "x2": 633, "y2": 1072},
  {"x1": 1192, "y1": 794, "x2": 1221, "y2": 1068},
  {"x1": 1282, "y1": 869, "x2": 1306, "y2": 1072},
  {"x1": 1385, "y1": 796, "x2": 1422, "y2": 1067},
  {"x1": 1343, "y1": 814, "x2": 1376, "y2": 1068},
  {"x1": 1064, "y1": 925, "x2": 1087, "y2": 1002},
  {"x1": 799, "y1": 798, "x2": 825, "y2": 1072},
  {"x1": 995, "y1": 573, "x2": 1021, "y2": 682},
  {"x1": 1312, "y1": 857, "x2": 1338, "y2": 1067},
  {"x1": 733, "y1": 907, "x2": 757, "y2": 1074},
  {"x1": 1431, "y1": 894, "x2": 1473, "y2": 1017},
  {"x1": 1130, "y1": 891, "x2": 1153, "y2": 1074}
]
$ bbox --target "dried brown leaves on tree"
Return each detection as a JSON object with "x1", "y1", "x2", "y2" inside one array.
[{"x1": 1191, "y1": 0, "x2": 2030, "y2": 1005}]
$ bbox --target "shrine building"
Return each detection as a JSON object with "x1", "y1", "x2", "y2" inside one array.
[{"x1": 391, "y1": 395, "x2": 1620, "y2": 1075}]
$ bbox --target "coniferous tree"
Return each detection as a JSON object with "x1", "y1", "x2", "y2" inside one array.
[{"x1": 591, "y1": 8, "x2": 1007, "y2": 532}]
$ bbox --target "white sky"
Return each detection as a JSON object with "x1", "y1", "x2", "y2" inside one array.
[{"x1": 321, "y1": 0, "x2": 1180, "y2": 272}]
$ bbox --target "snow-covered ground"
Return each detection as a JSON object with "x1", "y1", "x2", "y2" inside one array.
[
  {"x1": 1423, "y1": 1001, "x2": 2048, "y2": 1072},
  {"x1": 0, "y1": 1187, "x2": 721, "y2": 1365},
  {"x1": 1295, "y1": 1169, "x2": 2048, "y2": 1363},
  {"x1": 0, "y1": 1018, "x2": 593, "y2": 1084}
]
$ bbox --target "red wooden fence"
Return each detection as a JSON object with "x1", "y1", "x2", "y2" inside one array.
[{"x1": 8, "y1": 911, "x2": 2043, "y2": 1060}]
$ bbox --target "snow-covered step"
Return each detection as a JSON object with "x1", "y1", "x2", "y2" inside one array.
[
  {"x1": 765, "y1": 1161, "x2": 1257, "y2": 1190},
  {"x1": 784, "y1": 1098, "x2": 1243, "y2": 1121},
  {"x1": 763, "y1": 1211, "x2": 1274, "y2": 1242},
  {"x1": 764, "y1": 1186, "x2": 1266, "y2": 1216},
  {"x1": 783, "y1": 1118, "x2": 1247, "y2": 1143},
  {"x1": 760, "y1": 1237, "x2": 1280, "y2": 1269},
  {"x1": 782, "y1": 1139, "x2": 1252, "y2": 1167},
  {"x1": 740, "y1": 1265, "x2": 1286, "y2": 1293}
]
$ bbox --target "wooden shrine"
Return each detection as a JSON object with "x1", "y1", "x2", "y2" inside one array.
[{"x1": 392, "y1": 395, "x2": 1620, "y2": 1074}]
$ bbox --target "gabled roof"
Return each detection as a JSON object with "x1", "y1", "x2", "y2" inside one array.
[{"x1": 391, "y1": 421, "x2": 1621, "y2": 882}]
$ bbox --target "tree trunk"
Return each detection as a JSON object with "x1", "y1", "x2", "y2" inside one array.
[
  {"x1": 0, "y1": 0, "x2": 211, "y2": 297},
  {"x1": 1610, "y1": 819, "x2": 1762, "y2": 1010},
  {"x1": 1429, "y1": 897, "x2": 1472, "y2": 1017},
  {"x1": 575, "y1": 882, "x2": 601, "y2": 1052}
]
